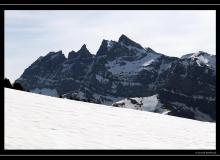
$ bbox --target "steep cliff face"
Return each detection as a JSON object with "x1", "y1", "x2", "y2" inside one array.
[
  {"x1": 16, "y1": 45, "x2": 94, "y2": 96},
  {"x1": 15, "y1": 34, "x2": 216, "y2": 122}
]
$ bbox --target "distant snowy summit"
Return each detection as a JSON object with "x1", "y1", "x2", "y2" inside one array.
[
  {"x1": 15, "y1": 34, "x2": 216, "y2": 122},
  {"x1": 181, "y1": 51, "x2": 216, "y2": 70}
]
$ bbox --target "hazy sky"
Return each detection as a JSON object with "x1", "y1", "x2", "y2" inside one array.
[{"x1": 5, "y1": 10, "x2": 216, "y2": 82}]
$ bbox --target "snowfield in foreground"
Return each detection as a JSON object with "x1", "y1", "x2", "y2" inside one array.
[{"x1": 5, "y1": 88, "x2": 215, "y2": 149}]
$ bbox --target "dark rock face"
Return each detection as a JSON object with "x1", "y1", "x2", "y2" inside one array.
[
  {"x1": 4, "y1": 78, "x2": 12, "y2": 88},
  {"x1": 68, "y1": 51, "x2": 78, "y2": 59},
  {"x1": 118, "y1": 34, "x2": 143, "y2": 49},
  {"x1": 15, "y1": 34, "x2": 216, "y2": 122}
]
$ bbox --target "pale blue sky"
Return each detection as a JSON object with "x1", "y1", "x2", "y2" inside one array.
[{"x1": 5, "y1": 10, "x2": 216, "y2": 82}]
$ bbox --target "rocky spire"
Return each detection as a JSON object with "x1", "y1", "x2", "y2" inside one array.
[
  {"x1": 76, "y1": 44, "x2": 93, "y2": 59},
  {"x1": 118, "y1": 34, "x2": 143, "y2": 49}
]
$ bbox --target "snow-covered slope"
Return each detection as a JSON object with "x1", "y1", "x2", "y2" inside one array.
[
  {"x1": 181, "y1": 51, "x2": 216, "y2": 70},
  {"x1": 5, "y1": 88, "x2": 215, "y2": 149},
  {"x1": 105, "y1": 52, "x2": 161, "y2": 76}
]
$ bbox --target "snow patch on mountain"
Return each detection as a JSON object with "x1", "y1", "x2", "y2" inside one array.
[
  {"x1": 92, "y1": 93, "x2": 124, "y2": 105},
  {"x1": 181, "y1": 51, "x2": 216, "y2": 69},
  {"x1": 106, "y1": 53, "x2": 161, "y2": 76},
  {"x1": 142, "y1": 59, "x2": 155, "y2": 66},
  {"x1": 113, "y1": 95, "x2": 168, "y2": 114}
]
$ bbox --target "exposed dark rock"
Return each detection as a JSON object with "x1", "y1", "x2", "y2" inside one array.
[{"x1": 15, "y1": 34, "x2": 216, "y2": 122}]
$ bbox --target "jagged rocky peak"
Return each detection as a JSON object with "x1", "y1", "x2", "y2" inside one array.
[
  {"x1": 46, "y1": 50, "x2": 62, "y2": 56},
  {"x1": 15, "y1": 34, "x2": 216, "y2": 122},
  {"x1": 97, "y1": 35, "x2": 146, "y2": 57},
  {"x1": 96, "y1": 39, "x2": 108, "y2": 57},
  {"x1": 45, "y1": 50, "x2": 66, "y2": 60},
  {"x1": 68, "y1": 50, "x2": 78, "y2": 59},
  {"x1": 78, "y1": 44, "x2": 89, "y2": 53},
  {"x1": 77, "y1": 44, "x2": 93, "y2": 58},
  {"x1": 118, "y1": 34, "x2": 132, "y2": 43},
  {"x1": 181, "y1": 51, "x2": 213, "y2": 59},
  {"x1": 118, "y1": 34, "x2": 143, "y2": 49},
  {"x1": 96, "y1": 39, "x2": 116, "y2": 56}
]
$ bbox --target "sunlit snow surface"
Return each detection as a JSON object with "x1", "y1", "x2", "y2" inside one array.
[{"x1": 5, "y1": 88, "x2": 215, "y2": 149}]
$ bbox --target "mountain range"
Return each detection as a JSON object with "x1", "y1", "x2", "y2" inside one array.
[{"x1": 15, "y1": 34, "x2": 216, "y2": 122}]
